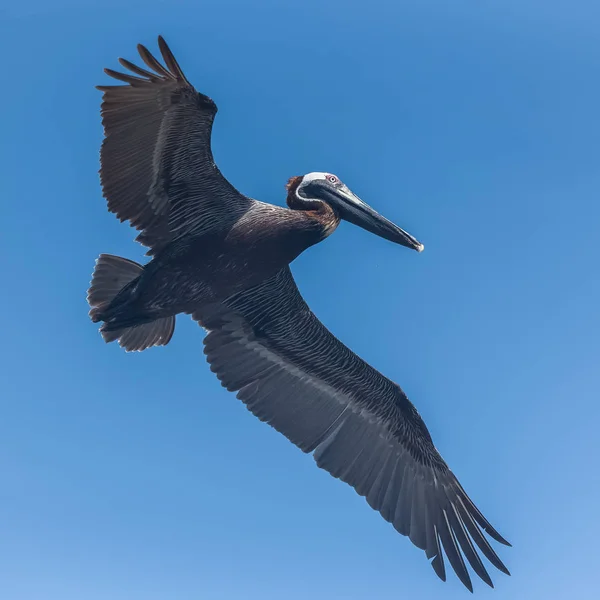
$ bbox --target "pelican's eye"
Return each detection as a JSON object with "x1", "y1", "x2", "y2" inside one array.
[{"x1": 326, "y1": 174, "x2": 338, "y2": 184}]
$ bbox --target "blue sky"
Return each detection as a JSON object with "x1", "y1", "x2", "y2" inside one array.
[{"x1": 1, "y1": 1, "x2": 599, "y2": 598}]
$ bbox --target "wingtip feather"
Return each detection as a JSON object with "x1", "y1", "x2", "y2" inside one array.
[
  {"x1": 157, "y1": 35, "x2": 187, "y2": 81},
  {"x1": 137, "y1": 42, "x2": 172, "y2": 78}
]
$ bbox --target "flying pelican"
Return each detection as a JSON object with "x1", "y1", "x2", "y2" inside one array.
[{"x1": 87, "y1": 36, "x2": 511, "y2": 591}]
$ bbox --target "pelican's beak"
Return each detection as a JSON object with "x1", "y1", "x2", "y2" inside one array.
[{"x1": 327, "y1": 184, "x2": 424, "y2": 252}]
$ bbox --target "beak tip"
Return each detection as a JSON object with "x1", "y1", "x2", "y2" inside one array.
[{"x1": 416, "y1": 243, "x2": 425, "y2": 253}]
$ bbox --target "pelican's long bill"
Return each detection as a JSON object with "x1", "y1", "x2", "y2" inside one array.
[{"x1": 302, "y1": 179, "x2": 424, "y2": 252}]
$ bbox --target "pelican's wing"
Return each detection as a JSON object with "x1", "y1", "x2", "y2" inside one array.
[
  {"x1": 195, "y1": 268, "x2": 511, "y2": 591},
  {"x1": 97, "y1": 36, "x2": 253, "y2": 255}
]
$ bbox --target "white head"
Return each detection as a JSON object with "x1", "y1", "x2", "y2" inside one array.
[{"x1": 288, "y1": 172, "x2": 424, "y2": 252}]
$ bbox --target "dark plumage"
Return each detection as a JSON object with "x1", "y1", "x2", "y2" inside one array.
[{"x1": 87, "y1": 36, "x2": 511, "y2": 591}]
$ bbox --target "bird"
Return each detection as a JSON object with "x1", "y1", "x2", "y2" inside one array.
[{"x1": 87, "y1": 36, "x2": 511, "y2": 591}]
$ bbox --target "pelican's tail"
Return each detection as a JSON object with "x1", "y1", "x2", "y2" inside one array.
[{"x1": 87, "y1": 254, "x2": 175, "y2": 352}]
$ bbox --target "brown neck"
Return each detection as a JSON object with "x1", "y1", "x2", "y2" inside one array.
[{"x1": 285, "y1": 176, "x2": 341, "y2": 239}]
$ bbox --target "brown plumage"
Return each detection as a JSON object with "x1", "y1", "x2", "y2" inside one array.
[
  {"x1": 285, "y1": 181, "x2": 341, "y2": 236},
  {"x1": 87, "y1": 36, "x2": 511, "y2": 591}
]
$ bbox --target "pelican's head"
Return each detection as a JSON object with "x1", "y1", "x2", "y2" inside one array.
[{"x1": 287, "y1": 172, "x2": 424, "y2": 252}]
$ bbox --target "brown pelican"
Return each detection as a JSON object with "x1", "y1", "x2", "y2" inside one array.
[{"x1": 87, "y1": 36, "x2": 511, "y2": 591}]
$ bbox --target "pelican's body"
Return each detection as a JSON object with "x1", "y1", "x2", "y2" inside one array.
[
  {"x1": 88, "y1": 37, "x2": 511, "y2": 591},
  {"x1": 92, "y1": 199, "x2": 335, "y2": 333}
]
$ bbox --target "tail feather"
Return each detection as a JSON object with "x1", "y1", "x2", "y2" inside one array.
[
  {"x1": 87, "y1": 254, "x2": 143, "y2": 321},
  {"x1": 101, "y1": 317, "x2": 175, "y2": 352},
  {"x1": 88, "y1": 253, "x2": 175, "y2": 352}
]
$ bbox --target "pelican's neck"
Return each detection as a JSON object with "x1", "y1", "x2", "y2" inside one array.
[{"x1": 285, "y1": 189, "x2": 340, "y2": 238}]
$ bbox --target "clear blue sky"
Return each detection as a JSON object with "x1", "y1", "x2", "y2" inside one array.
[{"x1": 1, "y1": 1, "x2": 599, "y2": 598}]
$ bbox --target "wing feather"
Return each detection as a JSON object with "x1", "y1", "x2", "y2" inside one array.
[
  {"x1": 97, "y1": 36, "x2": 253, "y2": 255},
  {"x1": 195, "y1": 268, "x2": 511, "y2": 590}
]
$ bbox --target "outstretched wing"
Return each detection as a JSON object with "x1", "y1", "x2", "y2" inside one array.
[
  {"x1": 97, "y1": 36, "x2": 254, "y2": 255},
  {"x1": 195, "y1": 268, "x2": 511, "y2": 591}
]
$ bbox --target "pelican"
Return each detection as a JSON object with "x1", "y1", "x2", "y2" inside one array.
[{"x1": 87, "y1": 36, "x2": 511, "y2": 591}]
